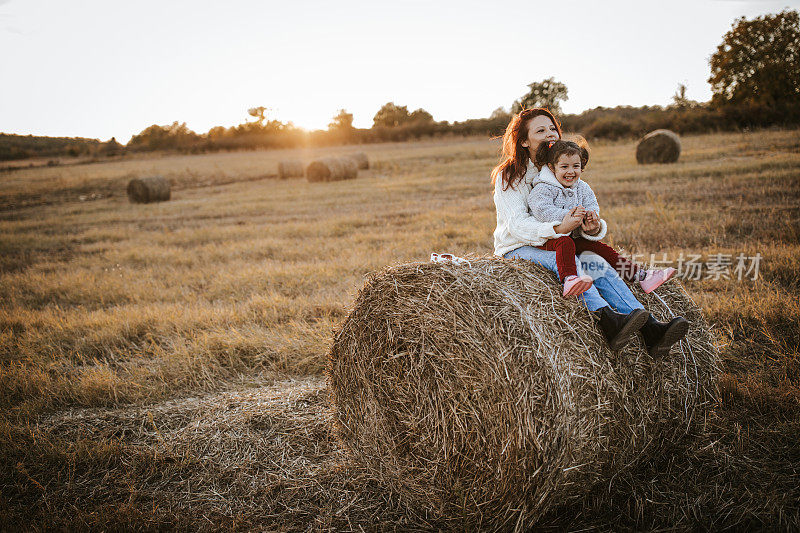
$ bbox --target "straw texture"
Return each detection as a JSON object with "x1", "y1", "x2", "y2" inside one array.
[
  {"x1": 306, "y1": 158, "x2": 358, "y2": 182},
  {"x1": 348, "y1": 152, "x2": 369, "y2": 170},
  {"x1": 278, "y1": 160, "x2": 305, "y2": 179},
  {"x1": 328, "y1": 256, "x2": 719, "y2": 530},
  {"x1": 636, "y1": 129, "x2": 682, "y2": 164},
  {"x1": 126, "y1": 176, "x2": 171, "y2": 203}
]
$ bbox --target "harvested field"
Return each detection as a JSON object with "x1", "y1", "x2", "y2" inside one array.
[
  {"x1": 3, "y1": 377, "x2": 796, "y2": 531},
  {"x1": 1, "y1": 130, "x2": 799, "y2": 530}
]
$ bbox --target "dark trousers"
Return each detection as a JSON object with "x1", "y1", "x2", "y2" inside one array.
[{"x1": 537, "y1": 236, "x2": 640, "y2": 283}]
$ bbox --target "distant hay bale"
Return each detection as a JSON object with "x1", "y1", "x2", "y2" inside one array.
[
  {"x1": 348, "y1": 152, "x2": 369, "y2": 170},
  {"x1": 328, "y1": 257, "x2": 719, "y2": 530},
  {"x1": 126, "y1": 176, "x2": 171, "y2": 203},
  {"x1": 278, "y1": 160, "x2": 305, "y2": 179},
  {"x1": 306, "y1": 157, "x2": 358, "y2": 182},
  {"x1": 636, "y1": 129, "x2": 681, "y2": 164}
]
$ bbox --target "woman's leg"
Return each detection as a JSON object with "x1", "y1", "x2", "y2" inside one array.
[
  {"x1": 573, "y1": 237, "x2": 640, "y2": 281},
  {"x1": 504, "y1": 246, "x2": 607, "y2": 311},
  {"x1": 536, "y1": 236, "x2": 578, "y2": 282},
  {"x1": 578, "y1": 251, "x2": 645, "y2": 314}
]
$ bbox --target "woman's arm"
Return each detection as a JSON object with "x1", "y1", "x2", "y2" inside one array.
[{"x1": 494, "y1": 178, "x2": 567, "y2": 245}]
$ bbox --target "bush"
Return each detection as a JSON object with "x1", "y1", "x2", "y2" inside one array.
[{"x1": 582, "y1": 116, "x2": 634, "y2": 140}]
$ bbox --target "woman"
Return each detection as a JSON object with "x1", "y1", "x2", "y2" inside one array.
[{"x1": 492, "y1": 108, "x2": 688, "y2": 356}]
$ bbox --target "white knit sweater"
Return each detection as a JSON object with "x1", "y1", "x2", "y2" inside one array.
[
  {"x1": 528, "y1": 165, "x2": 608, "y2": 243},
  {"x1": 492, "y1": 164, "x2": 606, "y2": 256},
  {"x1": 493, "y1": 165, "x2": 566, "y2": 256}
]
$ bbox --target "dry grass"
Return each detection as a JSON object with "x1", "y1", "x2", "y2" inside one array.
[
  {"x1": 2, "y1": 377, "x2": 426, "y2": 530},
  {"x1": 1, "y1": 130, "x2": 799, "y2": 530}
]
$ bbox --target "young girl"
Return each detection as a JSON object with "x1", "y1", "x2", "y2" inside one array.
[{"x1": 528, "y1": 139, "x2": 675, "y2": 297}]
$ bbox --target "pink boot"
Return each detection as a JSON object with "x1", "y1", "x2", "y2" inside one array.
[
  {"x1": 563, "y1": 274, "x2": 593, "y2": 297},
  {"x1": 640, "y1": 267, "x2": 676, "y2": 294}
]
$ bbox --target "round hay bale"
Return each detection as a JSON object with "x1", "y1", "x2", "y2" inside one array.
[
  {"x1": 306, "y1": 157, "x2": 358, "y2": 182},
  {"x1": 328, "y1": 257, "x2": 719, "y2": 530},
  {"x1": 126, "y1": 176, "x2": 171, "y2": 203},
  {"x1": 277, "y1": 160, "x2": 305, "y2": 179},
  {"x1": 348, "y1": 152, "x2": 369, "y2": 170},
  {"x1": 636, "y1": 129, "x2": 681, "y2": 164}
]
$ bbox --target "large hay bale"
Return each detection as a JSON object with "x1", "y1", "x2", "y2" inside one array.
[
  {"x1": 328, "y1": 257, "x2": 719, "y2": 530},
  {"x1": 348, "y1": 152, "x2": 369, "y2": 170},
  {"x1": 277, "y1": 160, "x2": 305, "y2": 179},
  {"x1": 636, "y1": 129, "x2": 681, "y2": 164},
  {"x1": 306, "y1": 158, "x2": 358, "y2": 182},
  {"x1": 126, "y1": 176, "x2": 171, "y2": 203}
]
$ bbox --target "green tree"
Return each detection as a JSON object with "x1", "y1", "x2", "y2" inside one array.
[
  {"x1": 490, "y1": 107, "x2": 510, "y2": 119},
  {"x1": 100, "y1": 137, "x2": 123, "y2": 156},
  {"x1": 328, "y1": 109, "x2": 354, "y2": 131},
  {"x1": 670, "y1": 83, "x2": 700, "y2": 108},
  {"x1": 372, "y1": 102, "x2": 411, "y2": 128},
  {"x1": 237, "y1": 108, "x2": 284, "y2": 135},
  {"x1": 511, "y1": 78, "x2": 569, "y2": 114},
  {"x1": 127, "y1": 122, "x2": 200, "y2": 151},
  {"x1": 247, "y1": 106, "x2": 268, "y2": 125},
  {"x1": 708, "y1": 9, "x2": 800, "y2": 105},
  {"x1": 409, "y1": 108, "x2": 434, "y2": 123},
  {"x1": 207, "y1": 126, "x2": 227, "y2": 139}
]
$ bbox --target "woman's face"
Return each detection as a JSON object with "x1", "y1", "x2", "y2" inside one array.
[{"x1": 521, "y1": 115, "x2": 559, "y2": 155}]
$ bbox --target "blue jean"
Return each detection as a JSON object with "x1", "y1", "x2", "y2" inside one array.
[{"x1": 503, "y1": 246, "x2": 645, "y2": 313}]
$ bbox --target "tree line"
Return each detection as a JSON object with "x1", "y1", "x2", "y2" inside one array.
[{"x1": 2, "y1": 9, "x2": 798, "y2": 162}]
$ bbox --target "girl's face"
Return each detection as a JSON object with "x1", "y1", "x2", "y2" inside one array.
[
  {"x1": 521, "y1": 115, "x2": 559, "y2": 156},
  {"x1": 549, "y1": 153, "x2": 582, "y2": 188}
]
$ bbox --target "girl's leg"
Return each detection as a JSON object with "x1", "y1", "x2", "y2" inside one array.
[
  {"x1": 505, "y1": 246, "x2": 649, "y2": 349},
  {"x1": 573, "y1": 237, "x2": 640, "y2": 281},
  {"x1": 504, "y1": 246, "x2": 647, "y2": 350},
  {"x1": 536, "y1": 236, "x2": 578, "y2": 283},
  {"x1": 504, "y1": 246, "x2": 607, "y2": 311},
  {"x1": 578, "y1": 251, "x2": 645, "y2": 314}
]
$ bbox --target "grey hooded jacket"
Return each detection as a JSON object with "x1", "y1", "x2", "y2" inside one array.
[{"x1": 527, "y1": 165, "x2": 607, "y2": 241}]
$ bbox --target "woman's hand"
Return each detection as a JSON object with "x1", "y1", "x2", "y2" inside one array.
[
  {"x1": 581, "y1": 210, "x2": 601, "y2": 235},
  {"x1": 554, "y1": 207, "x2": 584, "y2": 234}
]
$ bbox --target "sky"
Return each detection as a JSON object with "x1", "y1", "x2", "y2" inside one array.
[{"x1": 1, "y1": 0, "x2": 798, "y2": 142}]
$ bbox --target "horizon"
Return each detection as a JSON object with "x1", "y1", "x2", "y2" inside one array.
[{"x1": 2, "y1": 0, "x2": 798, "y2": 143}]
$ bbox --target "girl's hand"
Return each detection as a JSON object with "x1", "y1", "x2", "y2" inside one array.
[
  {"x1": 555, "y1": 207, "x2": 584, "y2": 233},
  {"x1": 581, "y1": 211, "x2": 601, "y2": 235}
]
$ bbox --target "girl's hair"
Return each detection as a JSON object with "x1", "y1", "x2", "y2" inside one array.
[
  {"x1": 534, "y1": 136, "x2": 590, "y2": 170},
  {"x1": 491, "y1": 108, "x2": 562, "y2": 190}
]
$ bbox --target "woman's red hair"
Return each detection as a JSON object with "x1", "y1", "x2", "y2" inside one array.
[{"x1": 491, "y1": 108, "x2": 562, "y2": 190}]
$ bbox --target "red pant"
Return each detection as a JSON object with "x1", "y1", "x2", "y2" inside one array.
[{"x1": 537, "y1": 236, "x2": 640, "y2": 282}]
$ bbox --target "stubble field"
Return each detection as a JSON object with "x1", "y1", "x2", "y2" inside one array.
[{"x1": 1, "y1": 130, "x2": 799, "y2": 530}]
